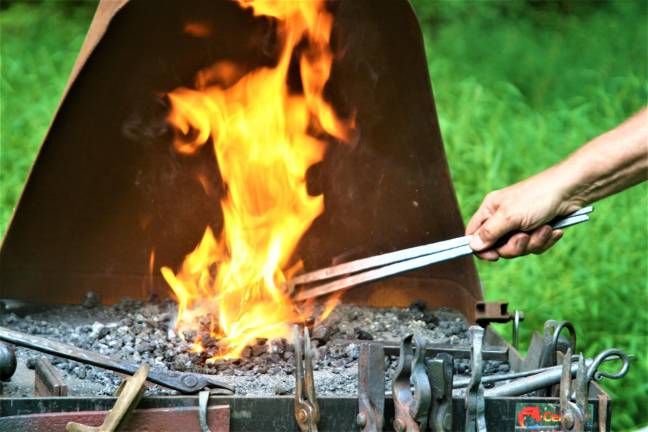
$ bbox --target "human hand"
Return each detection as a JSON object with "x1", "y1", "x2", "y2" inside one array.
[{"x1": 465, "y1": 168, "x2": 582, "y2": 260}]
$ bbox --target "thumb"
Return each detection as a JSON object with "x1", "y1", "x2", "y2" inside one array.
[{"x1": 470, "y1": 210, "x2": 515, "y2": 251}]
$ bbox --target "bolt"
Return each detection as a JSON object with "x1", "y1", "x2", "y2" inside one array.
[
  {"x1": 297, "y1": 410, "x2": 307, "y2": 421},
  {"x1": 442, "y1": 412, "x2": 452, "y2": 430},
  {"x1": 562, "y1": 411, "x2": 575, "y2": 430},
  {"x1": 180, "y1": 374, "x2": 199, "y2": 388},
  {"x1": 393, "y1": 418, "x2": 405, "y2": 432},
  {"x1": 356, "y1": 413, "x2": 367, "y2": 427}
]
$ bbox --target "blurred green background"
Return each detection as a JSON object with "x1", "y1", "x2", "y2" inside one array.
[{"x1": 1, "y1": 0, "x2": 646, "y2": 429}]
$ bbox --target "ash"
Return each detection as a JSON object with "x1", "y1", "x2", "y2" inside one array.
[{"x1": 0, "y1": 298, "x2": 508, "y2": 397}]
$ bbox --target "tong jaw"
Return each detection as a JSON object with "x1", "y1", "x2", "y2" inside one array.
[{"x1": 294, "y1": 325, "x2": 319, "y2": 432}]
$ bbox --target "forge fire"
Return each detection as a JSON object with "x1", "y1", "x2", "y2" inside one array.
[{"x1": 161, "y1": 0, "x2": 352, "y2": 359}]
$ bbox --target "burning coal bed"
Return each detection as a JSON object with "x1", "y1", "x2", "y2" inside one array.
[{"x1": 0, "y1": 298, "x2": 508, "y2": 397}]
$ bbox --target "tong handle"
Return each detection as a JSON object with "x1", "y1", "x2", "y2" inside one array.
[{"x1": 491, "y1": 206, "x2": 593, "y2": 249}]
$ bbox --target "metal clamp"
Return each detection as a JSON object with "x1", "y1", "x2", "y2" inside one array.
[
  {"x1": 357, "y1": 343, "x2": 385, "y2": 432},
  {"x1": 465, "y1": 326, "x2": 486, "y2": 432},
  {"x1": 426, "y1": 353, "x2": 453, "y2": 432},
  {"x1": 392, "y1": 334, "x2": 431, "y2": 432},
  {"x1": 294, "y1": 325, "x2": 319, "y2": 432}
]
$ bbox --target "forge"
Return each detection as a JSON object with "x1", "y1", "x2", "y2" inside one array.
[{"x1": 0, "y1": 1, "x2": 625, "y2": 431}]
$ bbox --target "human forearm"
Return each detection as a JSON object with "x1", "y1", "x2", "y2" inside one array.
[
  {"x1": 555, "y1": 108, "x2": 648, "y2": 211},
  {"x1": 466, "y1": 107, "x2": 648, "y2": 260}
]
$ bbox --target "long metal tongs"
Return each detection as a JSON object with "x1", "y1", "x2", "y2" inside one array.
[
  {"x1": 293, "y1": 207, "x2": 593, "y2": 301},
  {"x1": 0, "y1": 326, "x2": 234, "y2": 394}
]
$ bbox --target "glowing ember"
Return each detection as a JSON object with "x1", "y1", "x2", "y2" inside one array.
[{"x1": 161, "y1": 0, "x2": 350, "y2": 359}]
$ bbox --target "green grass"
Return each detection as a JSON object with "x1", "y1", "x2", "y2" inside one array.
[
  {"x1": 412, "y1": 1, "x2": 648, "y2": 429},
  {"x1": 0, "y1": 1, "x2": 95, "y2": 233},
  {"x1": 1, "y1": 1, "x2": 647, "y2": 430}
]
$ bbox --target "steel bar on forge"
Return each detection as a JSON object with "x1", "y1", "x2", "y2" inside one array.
[
  {"x1": 329, "y1": 339, "x2": 509, "y2": 361},
  {"x1": 484, "y1": 349, "x2": 628, "y2": 397}
]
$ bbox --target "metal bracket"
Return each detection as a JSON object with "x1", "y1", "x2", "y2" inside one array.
[
  {"x1": 464, "y1": 326, "x2": 486, "y2": 432},
  {"x1": 475, "y1": 301, "x2": 512, "y2": 327},
  {"x1": 357, "y1": 343, "x2": 385, "y2": 432},
  {"x1": 426, "y1": 353, "x2": 453, "y2": 432}
]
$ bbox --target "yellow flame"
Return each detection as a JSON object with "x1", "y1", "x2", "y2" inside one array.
[{"x1": 162, "y1": 0, "x2": 349, "y2": 359}]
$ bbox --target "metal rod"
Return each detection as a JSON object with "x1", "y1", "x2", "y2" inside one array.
[
  {"x1": 329, "y1": 339, "x2": 509, "y2": 361},
  {"x1": 485, "y1": 358, "x2": 592, "y2": 397}
]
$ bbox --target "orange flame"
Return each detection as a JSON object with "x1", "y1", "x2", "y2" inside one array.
[{"x1": 161, "y1": 0, "x2": 349, "y2": 359}]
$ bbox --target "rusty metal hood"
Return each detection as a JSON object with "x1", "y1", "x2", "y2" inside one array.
[{"x1": 0, "y1": 0, "x2": 482, "y2": 319}]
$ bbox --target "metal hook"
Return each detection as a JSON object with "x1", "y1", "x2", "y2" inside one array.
[
  {"x1": 550, "y1": 321, "x2": 577, "y2": 355},
  {"x1": 586, "y1": 349, "x2": 630, "y2": 382}
]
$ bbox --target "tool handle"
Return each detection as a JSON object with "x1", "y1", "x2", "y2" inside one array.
[{"x1": 491, "y1": 207, "x2": 592, "y2": 249}]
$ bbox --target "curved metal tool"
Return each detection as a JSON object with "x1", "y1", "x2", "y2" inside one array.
[
  {"x1": 294, "y1": 325, "x2": 319, "y2": 432},
  {"x1": 0, "y1": 326, "x2": 234, "y2": 394},
  {"x1": 392, "y1": 334, "x2": 431, "y2": 432},
  {"x1": 465, "y1": 326, "x2": 486, "y2": 432},
  {"x1": 66, "y1": 363, "x2": 149, "y2": 432}
]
